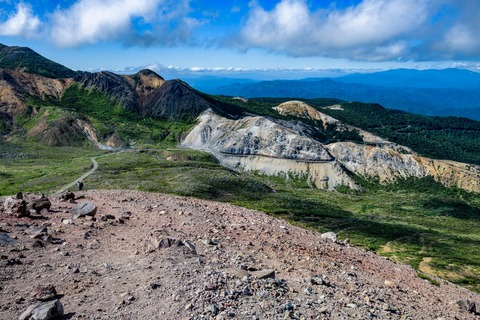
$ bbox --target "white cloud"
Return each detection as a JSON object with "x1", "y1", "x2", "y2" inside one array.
[
  {"x1": 48, "y1": 0, "x2": 201, "y2": 47},
  {"x1": 431, "y1": 0, "x2": 480, "y2": 59},
  {"x1": 237, "y1": 0, "x2": 431, "y2": 61},
  {"x1": 50, "y1": 0, "x2": 161, "y2": 47},
  {"x1": 0, "y1": 3, "x2": 40, "y2": 37}
]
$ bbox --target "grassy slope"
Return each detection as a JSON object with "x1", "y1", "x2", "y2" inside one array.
[
  {"x1": 24, "y1": 85, "x2": 195, "y2": 148},
  {"x1": 0, "y1": 141, "x2": 102, "y2": 195}
]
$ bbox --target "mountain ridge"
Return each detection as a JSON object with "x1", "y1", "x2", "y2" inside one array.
[{"x1": 195, "y1": 70, "x2": 480, "y2": 120}]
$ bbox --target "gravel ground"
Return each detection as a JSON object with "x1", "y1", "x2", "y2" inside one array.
[{"x1": 1, "y1": 189, "x2": 479, "y2": 319}]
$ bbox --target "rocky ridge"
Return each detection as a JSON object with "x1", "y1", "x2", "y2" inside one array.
[
  {"x1": 0, "y1": 65, "x2": 213, "y2": 146},
  {"x1": 0, "y1": 190, "x2": 479, "y2": 319}
]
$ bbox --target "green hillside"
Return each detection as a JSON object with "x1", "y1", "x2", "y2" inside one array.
[{"x1": 0, "y1": 44, "x2": 76, "y2": 78}]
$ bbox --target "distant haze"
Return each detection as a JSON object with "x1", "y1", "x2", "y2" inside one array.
[{"x1": 186, "y1": 68, "x2": 480, "y2": 120}]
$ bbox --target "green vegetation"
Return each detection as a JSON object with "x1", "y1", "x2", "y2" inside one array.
[
  {"x1": 87, "y1": 149, "x2": 271, "y2": 201},
  {"x1": 61, "y1": 85, "x2": 194, "y2": 145},
  {"x1": 0, "y1": 141, "x2": 102, "y2": 195},
  {"x1": 0, "y1": 44, "x2": 76, "y2": 78},
  {"x1": 73, "y1": 148, "x2": 480, "y2": 292}
]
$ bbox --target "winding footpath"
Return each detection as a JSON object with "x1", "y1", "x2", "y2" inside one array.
[{"x1": 52, "y1": 157, "x2": 98, "y2": 195}]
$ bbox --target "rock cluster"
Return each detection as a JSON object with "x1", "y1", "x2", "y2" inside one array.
[{"x1": 1, "y1": 192, "x2": 51, "y2": 217}]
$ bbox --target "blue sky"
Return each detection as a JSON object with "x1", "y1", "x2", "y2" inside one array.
[{"x1": 1, "y1": 0, "x2": 480, "y2": 78}]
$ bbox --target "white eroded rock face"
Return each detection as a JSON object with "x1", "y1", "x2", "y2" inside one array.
[
  {"x1": 182, "y1": 109, "x2": 332, "y2": 161},
  {"x1": 328, "y1": 142, "x2": 480, "y2": 192},
  {"x1": 182, "y1": 109, "x2": 358, "y2": 190},
  {"x1": 182, "y1": 105, "x2": 480, "y2": 192}
]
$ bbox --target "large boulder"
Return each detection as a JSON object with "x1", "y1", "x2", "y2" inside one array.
[
  {"x1": 19, "y1": 299, "x2": 64, "y2": 320},
  {"x1": 70, "y1": 203, "x2": 97, "y2": 219}
]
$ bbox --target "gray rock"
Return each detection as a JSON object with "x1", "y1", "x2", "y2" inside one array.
[
  {"x1": 183, "y1": 240, "x2": 196, "y2": 253},
  {"x1": 19, "y1": 299, "x2": 64, "y2": 320},
  {"x1": 25, "y1": 226, "x2": 48, "y2": 239},
  {"x1": 207, "y1": 304, "x2": 219, "y2": 315},
  {"x1": 304, "y1": 287, "x2": 313, "y2": 295},
  {"x1": 283, "y1": 302, "x2": 294, "y2": 311},
  {"x1": 24, "y1": 195, "x2": 51, "y2": 214},
  {"x1": 0, "y1": 233, "x2": 16, "y2": 246},
  {"x1": 250, "y1": 269, "x2": 275, "y2": 279},
  {"x1": 144, "y1": 234, "x2": 181, "y2": 253},
  {"x1": 242, "y1": 287, "x2": 252, "y2": 296},
  {"x1": 320, "y1": 232, "x2": 337, "y2": 243},
  {"x1": 458, "y1": 300, "x2": 477, "y2": 314},
  {"x1": 71, "y1": 203, "x2": 97, "y2": 219},
  {"x1": 225, "y1": 268, "x2": 249, "y2": 278}
]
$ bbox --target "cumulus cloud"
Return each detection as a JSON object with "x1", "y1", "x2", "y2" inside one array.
[
  {"x1": 49, "y1": 0, "x2": 158, "y2": 47},
  {"x1": 236, "y1": 0, "x2": 480, "y2": 61},
  {"x1": 0, "y1": 2, "x2": 40, "y2": 37},
  {"x1": 237, "y1": 0, "x2": 430, "y2": 61},
  {"x1": 0, "y1": 0, "x2": 201, "y2": 47},
  {"x1": 49, "y1": 0, "x2": 202, "y2": 47}
]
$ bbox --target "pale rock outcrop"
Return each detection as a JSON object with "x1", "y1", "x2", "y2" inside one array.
[
  {"x1": 274, "y1": 100, "x2": 391, "y2": 145},
  {"x1": 183, "y1": 109, "x2": 332, "y2": 161},
  {"x1": 182, "y1": 109, "x2": 358, "y2": 190},
  {"x1": 327, "y1": 142, "x2": 480, "y2": 192},
  {"x1": 274, "y1": 100, "x2": 339, "y2": 129},
  {"x1": 219, "y1": 154, "x2": 357, "y2": 190}
]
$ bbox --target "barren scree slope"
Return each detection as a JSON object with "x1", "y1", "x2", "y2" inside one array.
[{"x1": 0, "y1": 190, "x2": 479, "y2": 319}]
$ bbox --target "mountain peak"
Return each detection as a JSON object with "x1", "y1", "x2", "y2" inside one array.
[
  {"x1": 134, "y1": 69, "x2": 164, "y2": 80},
  {"x1": 0, "y1": 44, "x2": 76, "y2": 79}
]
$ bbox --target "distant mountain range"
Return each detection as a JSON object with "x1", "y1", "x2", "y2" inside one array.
[{"x1": 187, "y1": 69, "x2": 480, "y2": 120}]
